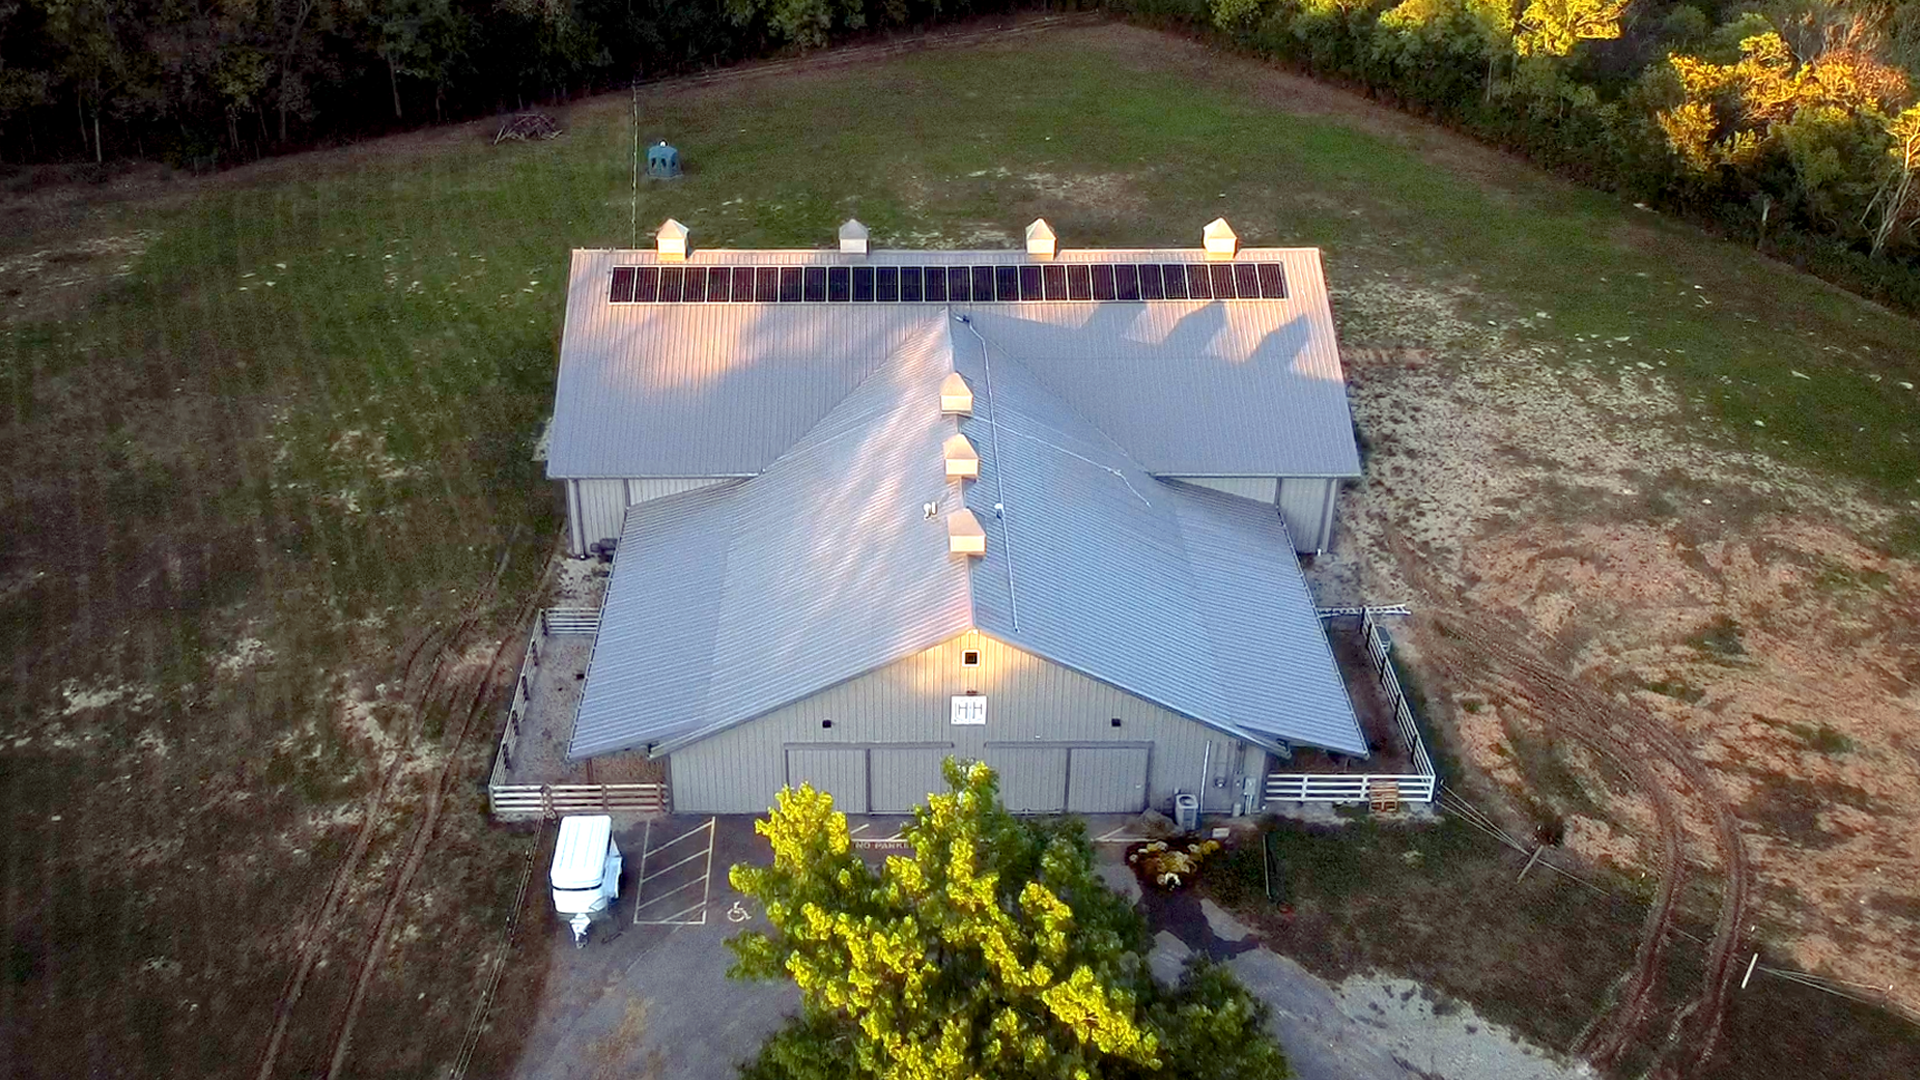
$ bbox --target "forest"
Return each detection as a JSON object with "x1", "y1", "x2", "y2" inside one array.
[{"x1": 3, "y1": 0, "x2": 1919, "y2": 312}]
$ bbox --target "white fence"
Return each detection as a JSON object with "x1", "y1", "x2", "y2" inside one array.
[
  {"x1": 1265, "y1": 610, "x2": 1438, "y2": 806},
  {"x1": 541, "y1": 607, "x2": 600, "y2": 635},
  {"x1": 488, "y1": 783, "x2": 669, "y2": 820},
  {"x1": 1264, "y1": 773, "x2": 1437, "y2": 804}
]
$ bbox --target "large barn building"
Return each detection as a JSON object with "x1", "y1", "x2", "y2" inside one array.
[{"x1": 548, "y1": 219, "x2": 1368, "y2": 816}]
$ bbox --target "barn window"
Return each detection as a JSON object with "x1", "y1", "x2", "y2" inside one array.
[
  {"x1": 821, "y1": 719, "x2": 833, "y2": 729},
  {"x1": 962, "y1": 649, "x2": 981, "y2": 667},
  {"x1": 1111, "y1": 718, "x2": 1123, "y2": 728}
]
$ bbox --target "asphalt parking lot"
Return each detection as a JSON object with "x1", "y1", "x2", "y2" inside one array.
[
  {"x1": 506, "y1": 812, "x2": 1147, "y2": 1079},
  {"x1": 510, "y1": 815, "x2": 797, "y2": 1080}
]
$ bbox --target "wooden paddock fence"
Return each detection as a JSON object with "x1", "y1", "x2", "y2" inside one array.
[
  {"x1": 1265, "y1": 609, "x2": 1439, "y2": 807},
  {"x1": 488, "y1": 783, "x2": 669, "y2": 820}
]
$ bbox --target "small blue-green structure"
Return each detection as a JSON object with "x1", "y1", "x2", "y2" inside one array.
[{"x1": 646, "y1": 142, "x2": 682, "y2": 179}]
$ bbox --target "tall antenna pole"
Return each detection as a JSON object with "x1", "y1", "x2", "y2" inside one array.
[{"x1": 630, "y1": 79, "x2": 640, "y2": 249}]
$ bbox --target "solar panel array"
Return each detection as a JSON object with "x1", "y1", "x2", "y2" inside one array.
[{"x1": 607, "y1": 262, "x2": 1289, "y2": 304}]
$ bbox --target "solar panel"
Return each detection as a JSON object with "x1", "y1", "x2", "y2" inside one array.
[
  {"x1": 1159, "y1": 264, "x2": 1187, "y2": 300},
  {"x1": 633, "y1": 266, "x2": 660, "y2": 302},
  {"x1": 1257, "y1": 262, "x2": 1286, "y2": 298},
  {"x1": 607, "y1": 257, "x2": 1292, "y2": 305},
  {"x1": 995, "y1": 266, "x2": 1020, "y2": 302},
  {"x1": 1090, "y1": 264, "x2": 1116, "y2": 301},
  {"x1": 1234, "y1": 263, "x2": 1260, "y2": 300},
  {"x1": 1066, "y1": 265, "x2": 1093, "y2": 301},
  {"x1": 1042, "y1": 264, "x2": 1068, "y2": 301},
  {"x1": 1136, "y1": 264, "x2": 1164, "y2": 301},
  {"x1": 1018, "y1": 265, "x2": 1043, "y2": 301}
]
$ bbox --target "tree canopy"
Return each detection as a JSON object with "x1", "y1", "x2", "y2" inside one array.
[{"x1": 727, "y1": 760, "x2": 1292, "y2": 1080}]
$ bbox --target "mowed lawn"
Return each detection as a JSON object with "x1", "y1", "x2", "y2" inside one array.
[{"x1": 3, "y1": 19, "x2": 1919, "y2": 1079}]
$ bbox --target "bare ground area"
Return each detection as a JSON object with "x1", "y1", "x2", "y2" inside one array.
[{"x1": 1323, "y1": 283, "x2": 1920, "y2": 1030}]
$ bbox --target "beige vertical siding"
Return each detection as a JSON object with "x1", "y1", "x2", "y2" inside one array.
[
  {"x1": 575, "y1": 479, "x2": 628, "y2": 553},
  {"x1": 625, "y1": 477, "x2": 729, "y2": 503},
  {"x1": 568, "y1": 477, "x2": 733, "y2": 556},
  {"x1": 1175, "y1": 477, "x2": 1279, "y2": 502},
  {"x1": 1277, "y1": 477, "x2": 1337, "y2": 553},
  {"x1": 669, "y1": 632, "x2": 1257, "y2": 815}
]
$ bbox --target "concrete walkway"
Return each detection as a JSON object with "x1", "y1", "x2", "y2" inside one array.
[{"x1": 1101, "y1": 859, "x2": 1591, "y2": 1080}]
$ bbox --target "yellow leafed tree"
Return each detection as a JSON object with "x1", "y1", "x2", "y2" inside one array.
[
  {"x1": 727, "y1": 761, "x2": 1293, "y2": 1080},
  {"x1": 1659, "y1": 29, "x2": 1911, "y2": 171}
]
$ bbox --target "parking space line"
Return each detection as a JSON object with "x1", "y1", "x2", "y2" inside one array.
[
  {"x1": 633, "y1": 817, "x2": 717, "y2": 926},
  {"x1": 653, "y1": 819, "x2": 715, "y2": 853},
  {"x1": 638, "y1": 847, "x2": 709, "y2": 885}
]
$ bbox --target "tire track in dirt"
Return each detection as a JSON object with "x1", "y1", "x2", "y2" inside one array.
[
  {"x1": 1420, "y1": 609, "x2": 1751, "y2": 1074},
  {"x1": 318, "y1": 534, "x2": 551, "y2": 1080},
  {"x1": 253, "y1": 533, "x2": 535, "y2": 1080},
  {"x1": 1389, "y1": 521, "x2": 1751, "y2": 1072},
  {"x1": 1422, "y1": 615, "x2": 1688, "y2": 1069}
]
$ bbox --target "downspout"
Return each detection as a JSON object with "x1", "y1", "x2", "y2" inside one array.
[{"x1": 1198, "y1": 740, "x2": 1212, "y2": 815}]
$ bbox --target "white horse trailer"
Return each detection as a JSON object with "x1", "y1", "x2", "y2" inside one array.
[{"x1": 550, "y1": 815, "x2": 622, "y2": 945}]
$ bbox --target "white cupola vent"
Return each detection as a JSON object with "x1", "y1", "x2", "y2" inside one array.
[
  {"x1": 1025, "y1": 218, "x2": 1057, "y2": 260},
  {"x1": 1203, "y1": 217, "x2": 1238, "y2": 261},
  {"x1": 839, "y1": 219, "x2": 869, "y2": 256},
  {"x1": 656, "y1": 218, "x2": 689, "y2": 262},
  {"x1": 944, "y1": 434, "x2": 980, "y2": 479},
  {"x1": 947, "y1": 509, "x2": 986, "y2": 556},
  {"x1": 939, "y1": 372, "x2": 973, "y2": 415}
]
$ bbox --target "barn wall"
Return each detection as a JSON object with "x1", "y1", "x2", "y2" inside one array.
[
  {"x1": 573, "y1": 479, "x2": 628, "y2": 555},
  {"x1": 668, "y1": 631, "x2": 1261, "y2": 816},
  {"x1": 1277, "y1": 477, "x2": 1338, "y2": 553},
  {"x1": 1175, "y1": 476, "x2": 1278, "y2": 502},
  {"x1": 564, "y1": 477, "x2": 733, "y2": 556}
]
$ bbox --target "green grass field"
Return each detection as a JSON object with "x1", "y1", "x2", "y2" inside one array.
[{"x1": 3, "y1": 18, "x2": 1917, "y2": 1078}]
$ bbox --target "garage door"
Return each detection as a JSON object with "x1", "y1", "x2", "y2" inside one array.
[
  {"x1": 985, "y1": 746, "x2": 1067, "y2": 813},
  {"x1": 870, "y1": 748, "x2": 952, "y2": 814},
  {"x1": 786, "y1": 747, "x2": 868, "y2": 814},
  {"x1": 1067, "y1": 746, "x2": 1150, "y2": 813}
]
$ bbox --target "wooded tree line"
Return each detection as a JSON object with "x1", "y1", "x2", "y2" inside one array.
[
  {"x1": 0, "y1": 0, "x2": 1033, "y2": 166},
  {"x1": 1119, "y1": 0, "x2": 1920, "y2": 311}
]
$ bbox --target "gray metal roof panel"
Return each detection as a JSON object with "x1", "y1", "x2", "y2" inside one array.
[
  {"x1": 567, "y1": 316, "x2": 973, "y2": 757},
  {"x1": 952, "y1": 326, "x2": 1366, "y2": 755},
  {"x1": 569, "y1": 310, "x2": 1365, "y2": 760},
  {"x1": 549, "y1": 248, "x2": 1359, "y2": 479}
]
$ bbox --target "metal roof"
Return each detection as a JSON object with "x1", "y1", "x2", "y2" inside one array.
[
  {"x1": 568, "y1": 313, "x2": 1366, "y2": 760},
  {"x1": 548, "y1": 247, "x2": 1360, "y2": 479}
]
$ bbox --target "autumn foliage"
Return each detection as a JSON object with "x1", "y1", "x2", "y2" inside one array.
[{"x1": 727, "y1": 760, "x2": 1291, "y2": 1080}]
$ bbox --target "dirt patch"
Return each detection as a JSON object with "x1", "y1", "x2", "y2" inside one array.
[
  {"x1": 1317, "y1": 278, "x2": 1920, "y2": 1022},
  {"x1": 0, "y1": 230, "x2": 155, "y2": 323}
]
